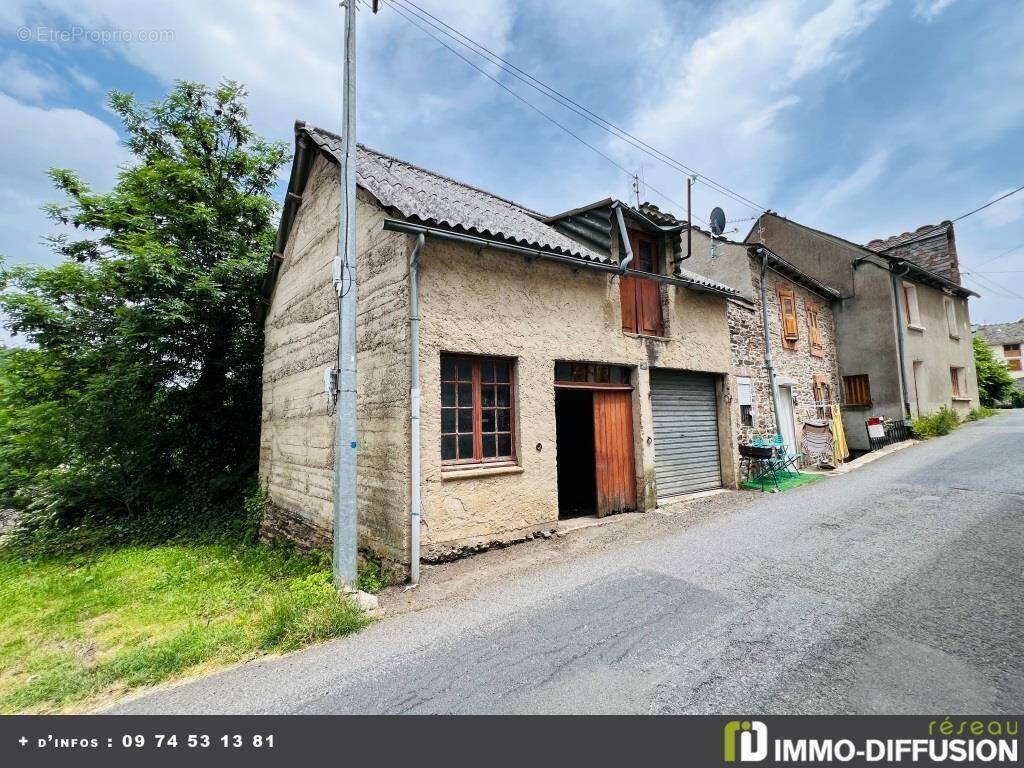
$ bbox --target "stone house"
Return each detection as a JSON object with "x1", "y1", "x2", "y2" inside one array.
[
  {"x1": 747, "y1": 213, "x2": 980, "y2": 453},
  {"x1": 260, "y1": 122, "x2": 744, "y2": 572},
  {"x1": 640, "y1": 205, "x2": 842, "y2": 461},
  {"x1": 973, "y1": 319, "x2": 1024, "y2": 393}
]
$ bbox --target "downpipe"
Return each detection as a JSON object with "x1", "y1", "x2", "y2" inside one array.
[
  {"x1": 613, "y1": 202, "x2": 634, "y2": 270},
  {"x1": 408, "y1": 233, "x2": 425, "y2": 585},
  {"x1": 758, "y1": 248, "x2": 783, "y2": 436}
]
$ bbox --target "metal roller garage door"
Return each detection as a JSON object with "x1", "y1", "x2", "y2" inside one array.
[{"x1": 650, "y1": 370, "x2": 722, "y2": 499}]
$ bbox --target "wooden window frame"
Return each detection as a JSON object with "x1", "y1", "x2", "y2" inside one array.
[
  {"x1": 777, "y1": 283, "x2": 799, "y2": 350},
  {"x1": 950, "y1": 366, "x2": 965, "y2": 398},
  {"x1": 944, "y1": 297, "x2": 959, "y2": 339},
  {"x1": 842, "y1": 374, "x2": 872, "y2": 407},
  {"x1": 902, "y1": 281, "x2": 923, "y2": 330},
  {"x1": 806, "y1": 301, "x2": 824, "y2": 357},
  {"x1": 440, "y1": 354, "x2": 517, "y2": 467},
  {"x1": 619, "y1": 229, "x2": 664, "y2": 337}
]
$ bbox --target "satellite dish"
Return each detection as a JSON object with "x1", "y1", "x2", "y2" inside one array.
[{"x1": 709, "y1": 207, "x2": 726, "y2": 236}]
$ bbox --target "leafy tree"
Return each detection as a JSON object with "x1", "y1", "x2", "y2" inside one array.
[
  {"x1": 0, "y1": 82, "x2": 288, "y2": 528},
  {"x1": 973, "y1": 334, "x2": 1015, "y2": 407}
]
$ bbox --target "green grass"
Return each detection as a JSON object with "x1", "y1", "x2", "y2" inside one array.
[
  {"x1": 0, "y1": 536, "x2": 368, "y2": 713},
  {"x1": 742, "y1": 470, "x2": 826, "y2": 492}
]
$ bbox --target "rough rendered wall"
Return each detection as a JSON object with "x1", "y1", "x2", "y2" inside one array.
[
  {"x1": 415, "y1": 240, "x2": 735, "y2": 560},
  {"x1": 260, "y1": 155, "x2": 410, "y2": 565},
  {"x1": 900, "y1": 283, "x2": 979, "y2": 419},
  {"x1": 728, "y1": 264, "x2": 841, "y2": 455}
]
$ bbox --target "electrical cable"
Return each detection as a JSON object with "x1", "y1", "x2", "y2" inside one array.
[{"x1": 384, "y1": 0, "x2": 764, "y2": 216}]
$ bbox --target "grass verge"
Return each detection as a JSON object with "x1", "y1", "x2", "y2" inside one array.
[
  {"x1": 741, "y1": 471, "x2": 826, "y2": 492},
  {"x1": 0, "y1": 536, "x2": 368, "y2": 713}
]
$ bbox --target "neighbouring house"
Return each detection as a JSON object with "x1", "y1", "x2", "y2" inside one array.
[
  {"x1": 259, "y1": 122, "x2": 742, "y2": 572},
  {"x1": 639, "y1": 204, "x2": 843, "y2": 464},
  {"x1": 747, "y1": 213, "x2": 980, "y2": 453},
  {"x1": 973, "y1": 319, "x2": 1024, "y2": 392}
]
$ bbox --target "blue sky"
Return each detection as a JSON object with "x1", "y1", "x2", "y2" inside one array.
[{"x1": 1, "y1": 0, "x2": 1022, "y2": 347}]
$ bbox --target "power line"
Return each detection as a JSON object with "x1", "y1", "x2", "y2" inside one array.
[
  {"x1": 965, "y1": 272, "x2": 1024, "y2": 302},
  {"x1": 952, "y1": 185, "x2": 1024, "y2": 223},
  {"x1": 877, "y1": 186, "x2": 1024, "y2": 254},
  {"x1": 971, "y1": 241, "x2": 1024, "y2": 270},
  {"x1": 384, "y1": 0, "x2": 767, "y2": 216},
  {"x1": 381, "y1": 0, "x2": 702, "y2": 221}
]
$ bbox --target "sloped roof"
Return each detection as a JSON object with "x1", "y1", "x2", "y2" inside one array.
[
  {"x1": 300, "y1": 122, "x2": 610, "y2": 264},
  {"x1": 294, "y1": 122, "x2": 737, "y2": 295},
  {"x1": 866, "y1": 222, "x2": 950, "y2": 253},
  {"x1": 866, "y1": 221, "x2": 961, "y2": 284},
  {"x1": 974, "y1": 319, "x2": 1024, "y2": 346}
]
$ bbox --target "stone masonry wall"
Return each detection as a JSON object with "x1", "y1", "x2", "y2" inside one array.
[{"x1": 728, "y1": 260, "x2": 841, "y2": 461}]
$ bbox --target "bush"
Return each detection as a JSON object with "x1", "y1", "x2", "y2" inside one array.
[
  {"x1": 911, "y1": 406, "x2": 960, "y2": 439},
  {"x1": 964, "y1": 406, "x2": 997, "y2": 422},
  {"x1": 1009, "y1": 389, "x2": 1024, "y2": 409}
]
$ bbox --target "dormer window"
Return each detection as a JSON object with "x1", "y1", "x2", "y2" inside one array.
[{"x1": 620, "y1": 229, "x2": 664, "y2": 337}]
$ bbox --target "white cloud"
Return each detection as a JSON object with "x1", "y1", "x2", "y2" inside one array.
[
  {"x1": 805, "y1": 149, "x2": 891, "y2": 216},
  {"x1": 1, "y1": 0, "x2": 514, "y2": 148},
  {"x1": 913, "y1": 0, "x2": 958, "y2": 22},
  {"x1": 977, "y1": 188, "x2": 1024, "y2": 229},
  {"x1": 0, "y1": 92, "x2": 126, "y2": 267},
  {"x1": 614, "y1": 0, "x2": 889, "y2": 221},
  {"x1": 0, "y1": 53, "x2": 61, "y2": 102}
]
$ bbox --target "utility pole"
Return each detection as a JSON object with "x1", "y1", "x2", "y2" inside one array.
[{"x1": 331, "y1": 0, "x2": 370, "y2": 590}]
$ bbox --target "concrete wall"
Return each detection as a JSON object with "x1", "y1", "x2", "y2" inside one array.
[
  {"x1": 414, "y1": 234, "x2": 736, "y2": 560},
  {"x1": 900, "y1": 280, "x2": 979, "y2": 418},
  {"x1": 260, "y1": 155, "x2": 411, "y2": 567}
]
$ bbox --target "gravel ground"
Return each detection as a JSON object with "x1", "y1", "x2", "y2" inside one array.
[{"x1": 110, "y1": 410, "x2": 1024, "y2": 714}]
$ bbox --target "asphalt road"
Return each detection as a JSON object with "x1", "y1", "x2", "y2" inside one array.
[{"x1": 113, "y1": 411, "x2": 1024, "y2": 714}]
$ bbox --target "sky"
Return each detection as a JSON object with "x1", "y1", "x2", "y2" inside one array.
[{"x1": 1, "y1": 0, "x2": 1022, "y2": 346}]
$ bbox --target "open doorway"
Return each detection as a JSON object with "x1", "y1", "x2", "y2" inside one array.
[{"x1": 554, "y1": 389, "x2": 596, "y2": 517}]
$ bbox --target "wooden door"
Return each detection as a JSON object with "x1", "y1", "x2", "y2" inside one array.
[{"x1": 592, "y1": 390, "x2": 637, "y2": 517}]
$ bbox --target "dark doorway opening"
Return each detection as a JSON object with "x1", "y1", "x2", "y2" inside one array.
[{"x1": 555, "y1": 389, "x2": 596, "y2": 517}]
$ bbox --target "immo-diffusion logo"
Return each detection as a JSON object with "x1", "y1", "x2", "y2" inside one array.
[{"x1": 724, "y1": 720, "x2": 768, "y2": 762}]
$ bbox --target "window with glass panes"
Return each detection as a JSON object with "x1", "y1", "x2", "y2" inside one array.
[{"x1": 440, "y1": 355, "x2": 515, "y2": 464}]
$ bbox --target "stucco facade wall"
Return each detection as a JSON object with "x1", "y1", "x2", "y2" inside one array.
[
  {"x1": 900, "y1": 281, "x2": 979, "y2": 419},
  {"x1": 260, "y1": 156, "x2": 411, "y2": 565},
  {"x1": 414, "y1": 235, "x2": 736, "y2": 560}
]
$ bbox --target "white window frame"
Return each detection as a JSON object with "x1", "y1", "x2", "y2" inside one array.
[
  {"x1": 737, "y1": 376, "x2": 754, "y2": 427},
  {"x1": 902, "y1": 281, "x2": 924, "y2": 331},
  {"x1": 944, "y1": 296, "x2": 959, "y2": 339}
]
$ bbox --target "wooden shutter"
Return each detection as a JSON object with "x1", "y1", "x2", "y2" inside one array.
[
  {"x1": 807, "y1": 304, "x2": 823, "y2": 356},
  {"x1": 843, "y1": 375, "x2": 871, "y2": 406},
  {"x1": 638, "y1": 280, "x2": 663, "y2": 336},
  {"x1": 777, "y1": 284, "x2": 798, "y2": 348},
  {"x1": 593, "y1": 389, "x2": 636, "y2": 516},
  {"x1": 620, "y1": 231, "x2": 663, "y2": 337},
  {"x1": 620, "y1": 276, "x2": 638, "y2": 333}
]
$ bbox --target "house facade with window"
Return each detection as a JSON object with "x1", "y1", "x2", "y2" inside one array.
[
  {"x1": 747, "y1": 213, "x2": 979, "y2": 452},
  {"x1": 259, "y1": 122, "x2": 742, "y2": 571},
  {"x1": 642, "y1": 205, "x2": 842, "y2": 460},
  {"x1": 973, "y1": 319, "x2": 1024, "y2": 392}
]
